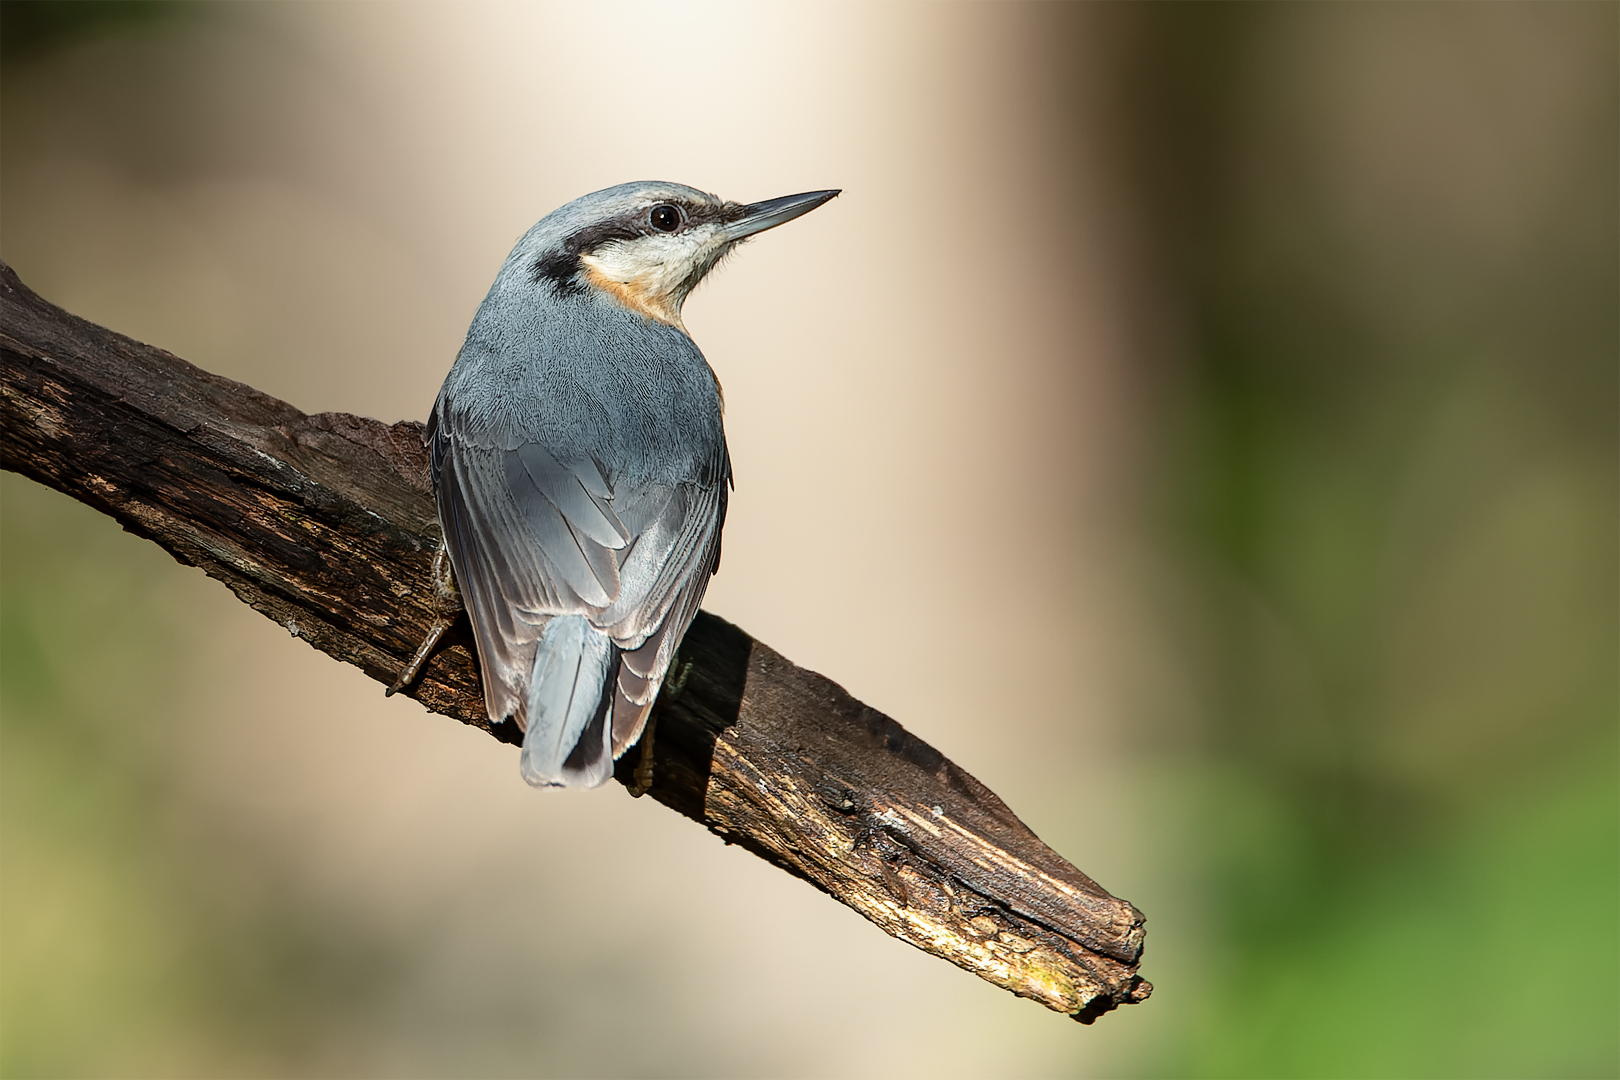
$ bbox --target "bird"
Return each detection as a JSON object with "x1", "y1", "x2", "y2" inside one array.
[{"x1": 403, "y1": 181, "x2": 839, "y2": 789}]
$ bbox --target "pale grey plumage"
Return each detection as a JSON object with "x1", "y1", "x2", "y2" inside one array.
[{"x1": 428, "y1": 181, "x2": 836, "y2": 787}]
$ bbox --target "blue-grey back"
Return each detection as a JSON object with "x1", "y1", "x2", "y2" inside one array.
[{"x1": 437, "y1": 282, "x2": 726, "y2": 489}]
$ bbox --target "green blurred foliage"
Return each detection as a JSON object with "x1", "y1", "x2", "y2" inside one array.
[
  {"x1": 0, "y1": 477, "x2": 397, "y2": 1077},
  {"x1": 1129, "y1": 5, "x2": 1619, "y2": 1076}
]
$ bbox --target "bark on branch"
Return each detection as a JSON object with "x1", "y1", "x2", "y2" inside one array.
[{"x1": 0, "y1": 261, "x2": 1150, "y2": 1022}]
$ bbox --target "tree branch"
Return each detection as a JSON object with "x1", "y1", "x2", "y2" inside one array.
[{"x1": 0, "y1": 261, "x2": 1150, "y2": 1022}]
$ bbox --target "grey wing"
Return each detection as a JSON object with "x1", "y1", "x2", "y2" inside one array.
[
  {"x1": 430, "y1": 405, "x2": 726, "y2": 750},
  {"x1": 600, "y1": 476, "x2": 727, "y2": 756}
]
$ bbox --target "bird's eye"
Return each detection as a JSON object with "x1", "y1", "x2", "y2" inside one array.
[{"x1": 649, "y1": 204, "x2": 682, "y2": 233}]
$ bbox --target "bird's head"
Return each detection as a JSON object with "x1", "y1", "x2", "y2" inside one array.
[{"x1": 518, "y1": 182, "x2": 839, "y2": 329}]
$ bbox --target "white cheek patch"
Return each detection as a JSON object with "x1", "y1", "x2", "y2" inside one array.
[
  {"x1": 579, "y1": 224, "x2": 729, "y2": 325},
  {"x1": 581, "y1": 235, "x2": 689, "y2": 292}
]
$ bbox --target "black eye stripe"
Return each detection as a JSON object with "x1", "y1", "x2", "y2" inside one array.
[{"x1": 533, "y1": 199, "x2": 751, "y2": 294}]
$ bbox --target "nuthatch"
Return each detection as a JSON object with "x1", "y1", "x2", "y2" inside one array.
[{"x1": 401, "y1": 182, "x2": 838, "y2": 788}]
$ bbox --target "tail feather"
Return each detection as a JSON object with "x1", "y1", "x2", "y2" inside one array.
[{"x1": 519, "y1": 615, "x2": 618, "y2": 788}]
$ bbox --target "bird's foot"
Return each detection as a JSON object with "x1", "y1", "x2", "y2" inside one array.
[
  {"x1": 386, "y1": 544, "x2": 461, "y2": 697},
  {"x1": 386, "y1": 616, "x2": 454, "y2": 696},
  {"x1": 665, "y1": 657, "x2": 694, "y2": 701},
  {"x1": 629, "y1": 657, "x2": 693, "y2": 796},
  {"x1": 630, "y1": 710, "x2": 659, "y2": 797}
]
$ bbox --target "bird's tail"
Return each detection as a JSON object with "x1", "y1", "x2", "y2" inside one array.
[{"x1": 519, "y1": 615, "x2": 619, "y2": 789}]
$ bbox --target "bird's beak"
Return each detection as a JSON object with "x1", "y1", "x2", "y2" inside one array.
[{"x1": 724, "y1": 189, "x2": 841, "y2": 241}]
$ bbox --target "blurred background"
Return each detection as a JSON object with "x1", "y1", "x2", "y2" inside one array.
[{"x1": 1, "y1": 2, "x2": 1614, "y2": 1076}]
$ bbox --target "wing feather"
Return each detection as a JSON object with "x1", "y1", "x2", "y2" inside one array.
[
  {"x1": 434, "y1": 404, "x2": 726, "y2": 750},
  {"x1": 513, "y1": 443, "x2": 629, "y2": 548},
  {"x1": 606, "y1": 473, "x2": 724, "y2": 755},
  {"x1": 441, "y1": 445, "x2": 539, "y2": 723}
]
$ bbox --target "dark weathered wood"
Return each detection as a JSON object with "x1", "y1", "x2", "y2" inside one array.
[{"x1": 0, "y1": 261, "x2": 1151, "y2": 1021}]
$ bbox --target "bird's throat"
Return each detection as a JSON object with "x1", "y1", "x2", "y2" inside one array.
[{"x1": 579, "y1": 256, "x2": 685, "y2": 330}]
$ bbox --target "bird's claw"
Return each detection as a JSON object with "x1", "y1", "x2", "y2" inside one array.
[
  {"x1": 387, "y1": 615, "x2": 453, "y2": 696},
  {"x1": 630, "y1": 710, "x2": 659, "y2": 798},
  {"x1": 387, "y1": 544, "x2": 461, "y2": 697},
  {"x1": 629, "y1": 657, "x2": 694, "y2": 796}
]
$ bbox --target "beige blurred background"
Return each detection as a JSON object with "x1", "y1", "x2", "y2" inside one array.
[{"x1": 2, "y1": 3, "x2": 1614, "y2": 1078}]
